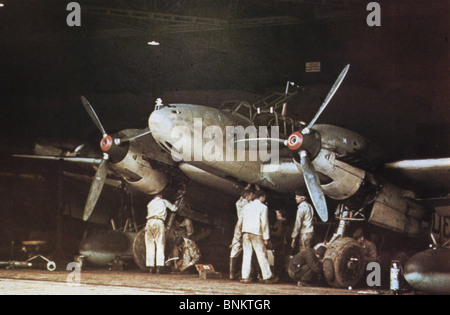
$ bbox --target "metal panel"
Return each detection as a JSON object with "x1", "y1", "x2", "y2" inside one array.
[{"x1": 369, "y1": 200, "x2": 422, "y2": 237}]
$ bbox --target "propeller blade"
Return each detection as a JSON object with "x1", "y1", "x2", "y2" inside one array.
[
  {"x1": 63, "y1": 171, "x2": 123, "y2": 188},
  {"x1": 299, "y1": 151, "x2": 328, "y2": 222},
  {"x1": 13, "y1": 154, "x2": 103, "y2": 165},
  {"x1": 304, "y1": 64, "x2": 350, "y2": 132},
  {"x1": 81, "y1": 96, "x2": 107, "y2": 137},
  {"x1": 117, "y1": 127, "x2": 152, "y2": 144},
  {"x1": 83, "y1": 156, "x2": 109, "y2": 221}
]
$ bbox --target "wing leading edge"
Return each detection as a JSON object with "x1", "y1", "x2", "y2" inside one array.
[{"x1": 384, "y1": 158, "x2": 450, "y2": 198}]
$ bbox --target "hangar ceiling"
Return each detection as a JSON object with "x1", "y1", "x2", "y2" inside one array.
[{"x1": 0, "y1": 0, "x2": 449, "y2": 160}]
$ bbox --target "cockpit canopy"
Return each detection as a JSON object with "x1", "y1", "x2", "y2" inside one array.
[
  {"x1": 220, "y1": 93, "x2": 304, "y2": 137},
  {"x1": 220, "y1": 100, "x2": 253, "y2": 122}
]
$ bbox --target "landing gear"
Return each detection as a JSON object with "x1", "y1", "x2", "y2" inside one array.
[
  {"x1": 323, "y1": 237, "x2": 366, "y2": 288},
  {"x1": 323, "y1": 204, "x2": 366, "y2": 288}
]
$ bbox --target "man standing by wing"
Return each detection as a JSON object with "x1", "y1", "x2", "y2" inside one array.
[
  {"x1": 237, "y1": 190, "x2": 279, "y2": 284},
  {"x1": 291, "y1": 192, "x2": 315, "y2": 254},
  {"x1": 145, "y1": 194, "x2": 178, "y2": 274},
  {"x1": 229, "y1": 187, "x2": 254, "y2": 280}
]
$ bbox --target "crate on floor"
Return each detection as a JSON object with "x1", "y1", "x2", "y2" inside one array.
[{"x1": 195, "y1": 264, "x2": 222, "y2": 279}]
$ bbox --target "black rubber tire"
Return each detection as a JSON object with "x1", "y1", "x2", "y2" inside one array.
[{"x1": 323, "y1": 237, "x2": 366, "y2": 288}]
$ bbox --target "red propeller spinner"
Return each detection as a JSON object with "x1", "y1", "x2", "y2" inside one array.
[
  {"x1": 100, "y1": 135, "x2": 113, "y2": 152},
  {"x1": 287, "y1": 131, "x2": 303, "y2": 151}
]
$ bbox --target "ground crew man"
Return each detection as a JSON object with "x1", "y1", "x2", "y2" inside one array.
[
  {"x1": 291, "y1": 193, "x2": 315, "y2": 254},
  {"x1": 229, "y1": 188, "x2": 253, "y2": 280},
  {"x1": 170, "y1": 236, "x2": 201, "y2": 273},
  {"x1": 353, "y1": 228, "x2": 378, "y2": 263},
  {"x1": 288, "y1": 244, "x2": 326, "y2": 287},
  {"x1": 236, "y1": 190, "x2": 279, "y2": 284},
  {"x1": 145, "y1": 194, "x2": 178, "y2": 274},
  {"x1": 271, "y1": 209, "x2": 292, "y2": 280}
]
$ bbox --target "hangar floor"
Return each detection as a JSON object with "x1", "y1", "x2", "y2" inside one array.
[{"x1": 0, "y1": 269, "x2": 396, "y2": 295}]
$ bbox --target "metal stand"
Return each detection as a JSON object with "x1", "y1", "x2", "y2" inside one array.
[
  {"x1": 0, "y1": 255, "x2": 56, "y2": 271},
  {"x1": 27, "y1": 255, "x2": 57, "y2": 271}
]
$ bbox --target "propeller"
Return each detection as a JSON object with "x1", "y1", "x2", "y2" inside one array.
[
  {"x1": 302, "y1": 64, "x2": 350, "y2": 134},
  {"x1": 83, "y1": 155, "x2": 109, "y2": 221},
  {"x1": 79, "y1": 96, "x2": 121, "y2": 221},
  {"x1": 81, "y1": 96, "x2": 107, "y2": 137},
  {"x1": 235, "y1": 65, "x2": 350, "y2": 222},
  {"x1": 17, "y1": 96, "x2": 152, "y2": 222},
  {"x1": 288, "y1": 65, "x2": 350, "y2": 222},
  {"x1": 299, "y1": 150, "x2": 328, "y2": 222},
  {"x1": 79, "y1": 96, "x2": 152, "y2": 221}
]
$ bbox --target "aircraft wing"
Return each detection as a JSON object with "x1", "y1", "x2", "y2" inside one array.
[
  {"x1": 13, "y1": 154, "x2": 103, "y2": 165},
  {"x1": 383, "y1": 158, "x2": 450, "y2": 198}
]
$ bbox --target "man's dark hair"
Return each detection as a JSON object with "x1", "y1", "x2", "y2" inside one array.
[
  {"x1": 295, "y1": 193, "x2": 308, "y2": 201},
  {"x1": 253, "y1": 189, "x2": 266, "y2": 199},
  {"x1": 241, "y1": 189, "x2": 253, "y2": 198},
  {"x1": 315, "y1": 246, "x2": 326, "y2": 259},
  {"x1": 352, "y1": 228, "x2": 365, "y2": 241},
  {"x1": 276, "y1": 209, "x2": 287, "y2": 218}
]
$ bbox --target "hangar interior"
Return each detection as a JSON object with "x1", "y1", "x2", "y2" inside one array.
[{"x1": 0, "y1": 0, "x2": 448, "y2": 283}]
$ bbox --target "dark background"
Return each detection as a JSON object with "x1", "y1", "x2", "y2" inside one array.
[
  {"x1": 0, "y1": 0, "x2": 448, "y2": 159},
  {"x1": 0, "y1": 0, "x2": 448, "y2": 262}
]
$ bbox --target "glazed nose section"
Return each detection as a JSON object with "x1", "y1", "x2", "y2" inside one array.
[
  {"x1": 149, "y1": 105, "x2": 193, "y2": 143},
  {"x1": 148, "y1": 108, "x2": 174, "y2": 142}
]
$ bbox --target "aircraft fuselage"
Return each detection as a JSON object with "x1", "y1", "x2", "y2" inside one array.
[{"x1": 148, "y1": 103, "x2": 384, "y2": 195}]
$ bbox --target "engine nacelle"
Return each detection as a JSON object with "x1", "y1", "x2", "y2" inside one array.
[
  {"x1": 313, "y1": 124, "x2": 386, "y2": 166},
  {"x1": 311, "y1": 149, "x2": 366, "y2": 200},
  {"x1": 310, "y1": 148, "x2": 427, "y2": 237},
  {"x1": 112, "y1": 150, "x2": 169, "y2": 195}
]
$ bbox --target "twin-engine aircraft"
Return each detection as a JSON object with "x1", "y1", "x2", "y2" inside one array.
[{"x1": 16, "y1": 65, "x2": 450, "y2": 292}]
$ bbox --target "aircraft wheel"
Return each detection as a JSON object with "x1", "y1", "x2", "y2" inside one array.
[
  {"x1": 323, "y1": 237, "x2": 365, "y2": 288},
  {"x1": 132, "y1": 229, "x2": 147, "y2": 271}
]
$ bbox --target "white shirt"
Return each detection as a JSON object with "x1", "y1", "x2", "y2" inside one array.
[
  {"x1": 291, "y1": 201, "x2": 314, "y2": 238},
  {"x1": 147, "y1": 197, "x2": 178, "y2": 221},
  {"x1": 238, "y1": 199, "x2": 270, "y2": 241},
  {"x1": 235, "y1": 197, "x2": 249, "y2": 221}
]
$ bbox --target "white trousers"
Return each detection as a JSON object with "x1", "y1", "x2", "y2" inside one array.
[
  {"x1": 230, "y1": 241, "x2": 242, "y2": 258},
  {"x1": 230, "y1": 221, "x2": 243, "y2": 258},
  {"x1": 242, "y1": 233, "x2": 273, "y2": 280},
  {"x1": 145, "y1": 219, "x2": 165, "y2": 267}
]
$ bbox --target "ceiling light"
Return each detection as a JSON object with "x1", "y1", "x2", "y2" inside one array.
[
  {"x1": 0, "y1": 3, "x2": 4, "y2": 7},
  {"x1": 147, "y1": 41, "x2": 160, "y2": 46}
]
